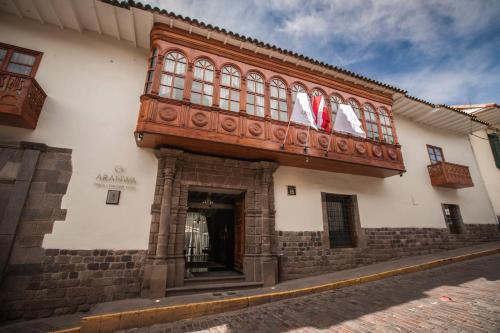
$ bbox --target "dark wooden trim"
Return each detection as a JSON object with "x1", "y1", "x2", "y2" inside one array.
[{"x1": 0, "y1": 42, "x2": 43, "y2": 77}]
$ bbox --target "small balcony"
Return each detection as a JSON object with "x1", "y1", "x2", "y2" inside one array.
[
  {"x1": 427, "y1": 162, "x2": 474, "y2": 189},
  {"x1": 135, "y1": 95, "x2": 406, "y2": 178},
  {"x1": 0, "y1": 71, "x2": 46, "y2": 129}
]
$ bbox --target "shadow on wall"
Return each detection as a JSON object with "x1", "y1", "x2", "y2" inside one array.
[{"x1": 154, "y1": 254, "x2": 500, "y2": 332}]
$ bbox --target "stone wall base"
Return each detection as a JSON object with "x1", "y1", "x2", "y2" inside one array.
[
  {"x1": 0, "y1": 249, "x2": 146, "y2": 321},
  {"x1": 278, "y1": 224, "x2": 499, "y2": 280}
]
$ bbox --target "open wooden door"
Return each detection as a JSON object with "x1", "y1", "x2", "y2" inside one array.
[{"x1": 233, "y1": 195, "x2": 245, "y2": 272}]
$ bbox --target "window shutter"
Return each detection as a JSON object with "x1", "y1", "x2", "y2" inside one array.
[{"x1": 488, "y1": 133, "x2": 500, "y2": 169}]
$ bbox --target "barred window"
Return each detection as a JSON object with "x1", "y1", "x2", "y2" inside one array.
[
  {"x1": 145, "y1": 48, "x2": 158, "y2": 94},
  {"x1": 291, "y1": 83, "x2": 307, "y2": 103},
  {"x1": 330, "y1": 94, "x2": 343, "y2": 124},
  {"x1": 246, "y1": 72, "x2": 265, "y2": 117},
  {"x1": 220, "y1": 65, "x2": 240, "y2": 112},
  {"x1": 363, "y1": 104, "x2": 380, "y2": 140},
  {"x1": 270, "y1": 78, "x2": 288, "y2": 121},
  {"x1": 379, "y1": 107, "x2": 394, "y2": 144},
  {"x1": 191, "y1": 59, "x2": 214, "y2": 107},
  {"x1": 159, "y1": 51, "x2": 186, "y2": 100}
]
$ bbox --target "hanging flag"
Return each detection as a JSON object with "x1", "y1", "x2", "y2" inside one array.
[
  {"x1": 311, "y1": 95, "x2": 331, "y2": 132},
  {"x1": 290, "y1": 92, "x2": 317, "y2": 130},
  {"x1": 333, "y1": 104, "x2": 366, "y2": 138}
]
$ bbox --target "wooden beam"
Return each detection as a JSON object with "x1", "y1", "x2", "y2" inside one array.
[
  {"x1": 8, "y1": 0, "x2": 23, "y2": 18},
  {"x1": 92, "y1": 0, "x2": 102, "y2": 34},
  {"x1": 29, "y1": 0, "x2": 44, "y2": 24},
  {"x1": 68, "y1": 0, "x2": 83, "y2": 33},
  {"x1": 129, "y1": 8, "x2": 137, "y2": 47},
  {"x1": 112, "y1": 6, "x2": 121, "y2": 40},
  {"x1": 47, "y1": 0, "x2": 63, "y2": 29}
]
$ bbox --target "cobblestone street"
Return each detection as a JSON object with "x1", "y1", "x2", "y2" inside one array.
[{"x1": 123, "y1": 254, "x2": 500, "y2": 333}]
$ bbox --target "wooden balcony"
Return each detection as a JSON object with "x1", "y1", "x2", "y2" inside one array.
[
  {"x1": 427, "y1": 162, "x2": 474, "y2": 189},
  {"x1": 136, "y1": 95, "x2": 406, "y2": 178},
  {"x1": 0, "y1": 71, "x2": 46, "y2": 129}
]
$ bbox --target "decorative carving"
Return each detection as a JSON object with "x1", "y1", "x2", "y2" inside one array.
[
  {"x1": 273, "y1": 127, "x2": 286, "y2": 141},
  {"x1": 318, "y1": 135, "x2": 329, "y2": 149},
  {"x1": 296, "y1": 132, "x2": 308, "y2": 145},
  {"x1": 337, "y1": 139, "x2": 348, "y2": 152},
  {"x1": 221, "y1": 117, "x2": 237, "y2": 132},
  {"x1": 387, "y1": 148, "x2": 398, "y2": 160},
  {"x1": 158, "y1": 107, "x2": 178, "y2": 122},
  {"x1": 355, "y1": 142, "x2": 366, "y2": 155},
  {"x1": 427, "y1": 162, "x2": 474, "y2": 189},
  {"x1": 248, "y1": 123, "x2": 263, "y2": 136},
  {"x1": 372, "y1": 145, "x2": 382, "y2": 158},
  {"x1": 191, "y1": 112, "x2": 209, "y2": 127}
]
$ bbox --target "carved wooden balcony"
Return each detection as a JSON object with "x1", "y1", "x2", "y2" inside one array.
[
  {"x1": 136, "y1": 95, "x2": 406, "y2": 177},
  {"x1": 0, "y1": 71, "x2": 46, "y2": 129},
  {"x1": 427, "y1": 161, "x2": 474, "y2": 189}
]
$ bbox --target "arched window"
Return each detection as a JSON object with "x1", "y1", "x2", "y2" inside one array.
[
  {"x1": 270, "y1": 78, "x2": 288, "y2": 121},
  {"x1": 291, "y1": 83, "x2": 307, "y2": 104},
  {"x1": 379, "y1": 107, "x2": 394, "y2": 144},
  {"x1": 246, "y1": 72, "x2": 265, "y2": 117},
  {"x1": 348, "y1": 99, "x2": 362, "y2": 120},
  {"x1": 159, "y1": 51, "x2": 186, "y2": 100},
  {"x1": 363, "y1": 104, "x2": 380, "y2": 140},
  {"x1": 220, "y1": 65, "x2": 240, "y2": 112},
  {"x1": 311, "y1": 88, "x2": 326, "y2": 100},
  {"x1": 191, "y1": 59, "x2": 214, "y2": 106},
  {"x1": 145, "y1": 48, "x2": 158, "y2": 94},
  {"x1": 329, "y1": 94, "x2": 343, "y2": 124}
]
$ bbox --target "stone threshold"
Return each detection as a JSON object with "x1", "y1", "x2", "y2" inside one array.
[{"x1": 2, "y1": 241, "x2": 497, "y2": 333}]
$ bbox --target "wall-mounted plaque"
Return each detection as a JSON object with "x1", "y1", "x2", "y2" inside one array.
[
  {"x1": 106, "y1": 190, "x2": 121, "y2": 205},
  {"x1": 287, "y1": 185, "x2": 296, "y2": 196}
]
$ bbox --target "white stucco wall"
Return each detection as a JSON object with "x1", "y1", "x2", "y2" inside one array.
[
  {"x1": 469, "y1": 130, "x2": 500, "y2": 216},
  {"x1": 275, "y1": 116, "x2": 498, "y2": 231},
  {"x1": 0, "y1": 14, "x2": 157, "y2": 249}
]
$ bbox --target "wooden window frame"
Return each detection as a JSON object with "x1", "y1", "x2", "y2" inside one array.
[
  {"x1": 144, "y1": 48, "x2": 158, "y2": 94},
  {"x1": 191, "y1": 59, "x2": 214, "y2": 107},
  {"x1": 330, "y1": 94, "x2": 343, "y2": 125},
  {"x1": 363, "y1": 103, "x2": 381, "y2": 141},
  {"x1": 219, "y1": 65, "x2": 241, "y2": 112},
  {"x1": 321, "y1": 193, "x2": 365, "y2": 249},
  {"x1": 427, "y1": 144, "x2": 445, "y2": 164},
  {"x1": 0, "y1": 42, "x2": 43, "y2": 77},
  {"x1": 159, "y1": 51, "x2": 187, "y2": 101},
  {"x1": 269, "y1": 78, "x2": 288, "y2": 121},
  {"x1": 378, "y1": 107, "x2": 394, "y2": 144},
  {"x1": 246, "y1": 72, "x2": 265, "y2": 117}
]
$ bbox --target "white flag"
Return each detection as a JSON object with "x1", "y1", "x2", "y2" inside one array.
[
  {"x1": 290, "y1": 92, "x2": 317, "y2": 130},
  {"x1": 333, "y1": 104, "x2": 366, "y2": 138}
]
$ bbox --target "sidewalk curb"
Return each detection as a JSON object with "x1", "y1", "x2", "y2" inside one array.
[{"x1": 52, "y1": 247, "x2": 500, "y2": 333}]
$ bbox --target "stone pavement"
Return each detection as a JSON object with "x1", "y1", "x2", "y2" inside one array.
[
  {"x1": 122, "y1": 253, "x2": 500, "y2": 333},
  {"x1": 0, "y1": 241, "x2": 499, "y2": 332}
]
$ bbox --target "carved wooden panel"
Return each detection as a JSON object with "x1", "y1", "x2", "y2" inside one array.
[
  {"x1": 188, "y1": 108, "x2": 211, "y2": 131},
  {"x1": 427, "y1": 162, "x2": 473, "y2": 189},
  {"x1": 246, "y1": 120, "x2": 265, "y2": 140},
  {"x1": 218, "y1": 114, "x2": 239, "y2": 136}
]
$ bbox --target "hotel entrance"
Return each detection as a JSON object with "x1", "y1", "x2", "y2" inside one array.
[{"x1": 184, "y1": 190, "x2": 245, "y2": 279}]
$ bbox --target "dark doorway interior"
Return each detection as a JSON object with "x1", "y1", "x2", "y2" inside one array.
[{"x1": 185, "y1": 190, "x2": 244, "y2": 278}]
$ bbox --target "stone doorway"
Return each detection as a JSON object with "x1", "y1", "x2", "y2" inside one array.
[
  {"x1": 184, "y1": 189, "x2": 244, "y2": 279},
  {"x1": 141, "y1": 148, "x2": 279, "y2": 298}
]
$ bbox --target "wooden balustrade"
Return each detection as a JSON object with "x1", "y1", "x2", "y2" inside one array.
[
  {"x1": 136, "y1": 95, "x2": 406, "y2": 178},
  {"x1": 0, "y1": 71, "x2": 46, "y2": 129},
  {"x1": 427, "y1": 161, "x2": 474, "y2": 189}
]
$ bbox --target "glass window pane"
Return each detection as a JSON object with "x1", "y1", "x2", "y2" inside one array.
[
  {"x1": 220, "y1": 99, "x2": 228, "y2": 110},
  {"x1": 205, "y1": 70, "x2": 213, "y2": 82},
  {"x1": 280, "y1": 101, "x2": 287, "y2": 111},
  {"x1": 164, "y1": 59, "x2": 175, "y2": 72},
  {"x1": 256, "y1": 82, "x2": 264, "y2": 95},
  {"x1": 10, "y1": 52, "x2": 35, "y2": 65},
  {"x1": 203, "y1": 95, "x2": 212, "y2": 106},
  {"x1": 192, "y1": 81, "x2": 202, "y2": 93},
  {"x1": 232, "y1": 91, "x2": 240, "y2": 101},
  {"x1": 247, "y1": 104, "x2": 254, "y2": 114},
  {"x1": 176, "y1": 61, "x2": 186, "y2": 75},
  {"x1": 247, "y1": 82, "x2": 255, "y2": 93},
  {"x1": 232, "y1": 76, "x2": 240, "y2": 88},
  {"x1": 191, "y1": 92, "x2": 201, "y2": 104},
  {"x1": 220, "y1": 88, "x2": 229, "y2": 99},
  {"x1": 247, "y1": 94, "x2": 254, "y2": 104},
  {"x1": 203, "y1": 84, "x2": 213, "y2": 96},
  {"x1": 270, "y1": 86, "x2": 278, "y2": 98},
  {"x1": 221, "y1": 74, "x2": 230, "y2": 86},
  {"x1": 173, "y1": 77, "x2": 184, "y2": 89},
  {"x1": 159, "y1": 85, "x2": 171, "y2": 97},
  {"x1": 256, "y1": 95, "x2": 264, "y2": 107},
  {"x1": 7, "y1": 63, "x2": 32, "y2": 75},
  {"x1": 271, "y1": 109, "x2": 278, "y2": 119},
  {"x1": 270, "y1": 99, "x2": 278, "y2": 109},
  {"x1": 280, "y1": 111, "x2": 288, "y2": 121},
  {"x1": 173, "y1": 88, "x2": 183, "y2": 100},
  {"x1": 0, "y1": 48, "x2": 6, "y2": 62},
  {"x1": 193, "y1": 66, "x2": 203, "y2": 80},
  {"x1": 256, "y1": 106, "x2": 265, "y2": 117},
  {"x1": 230, "y1": 101, "x2": 239, "y2": 112}
]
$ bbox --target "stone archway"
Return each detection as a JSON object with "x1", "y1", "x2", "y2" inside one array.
[{"x1": 141, "y1": 148, "x2": 278, "y2": 298}]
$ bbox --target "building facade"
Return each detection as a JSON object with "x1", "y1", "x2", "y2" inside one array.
[{"x1": 0, "y1": 0, "x2": 498, "y2": 321}]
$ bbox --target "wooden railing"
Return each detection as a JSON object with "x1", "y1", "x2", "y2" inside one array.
[
  {"x1": 427, "y1": 161, "x2": 474, "y2": 189},
  {"x1": 136, "y1": 95, "x2": 406, "y2": 178},
  {"x1": 0, "y1": 71, "x2": 46, "y2": 129}
]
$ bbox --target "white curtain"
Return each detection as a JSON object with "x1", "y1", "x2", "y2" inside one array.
[{"x1": 185, "y1": 212, "x2": 209, "y2": 261}]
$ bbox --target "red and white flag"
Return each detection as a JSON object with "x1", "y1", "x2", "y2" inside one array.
[
  {"x1": 290, "y1": 92, "x2": 317, "y2": 130},
  {"x1": 312, "y1": 95, "x2": 331, "y2": 132}
]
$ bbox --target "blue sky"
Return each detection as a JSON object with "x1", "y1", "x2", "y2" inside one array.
[{"x1": 145, "y1": 0, "x2": 500, "y2": 105}]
